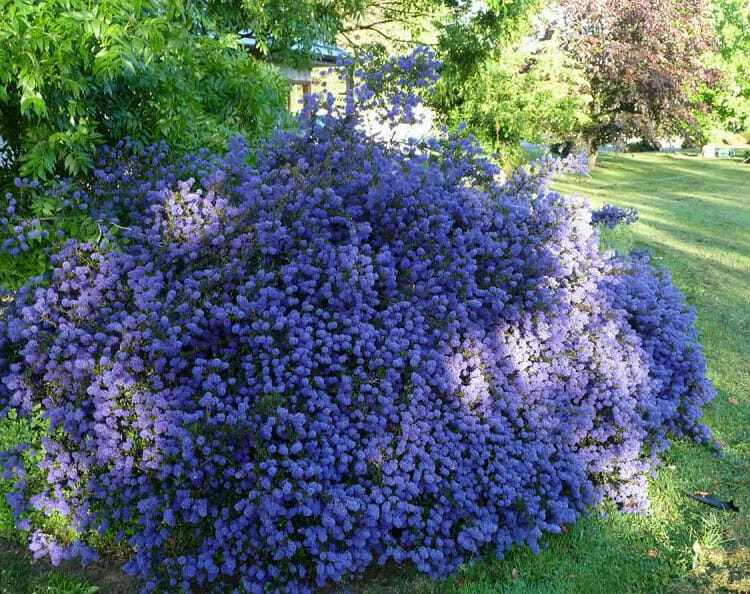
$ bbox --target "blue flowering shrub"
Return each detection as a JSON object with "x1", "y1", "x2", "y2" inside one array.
[
  {"x1": 0, "y1": 178, "x2": 100, "y2": 289},
  {"x1": 591, "y1": 204, "x2": 639, "y2": 228},
  {"x1": 590, "y1": 204, "x2": 639, "y2": 254},
  {"x1": 0, "y1": 51, "x2": 715, "y2": 593}
]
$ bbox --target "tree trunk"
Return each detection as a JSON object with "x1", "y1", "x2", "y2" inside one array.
[
  {"x1": 700, "y1": 143, "x2": 715, "y2": 158},
  {"x1": 587, "y1": 145, "x2": 599, "y2": 169},
  {"x1": 581, "y1": 136, "x2": 599, "y2": 169}
]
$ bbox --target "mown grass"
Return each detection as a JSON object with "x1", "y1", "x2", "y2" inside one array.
[{"x1": 2, "y1": 152, "x2": 748, "y2": 593}]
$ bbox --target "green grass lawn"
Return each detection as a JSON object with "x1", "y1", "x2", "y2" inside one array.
[{"x1": 2, "y1": 152, "x2": 748, "y2": 593}]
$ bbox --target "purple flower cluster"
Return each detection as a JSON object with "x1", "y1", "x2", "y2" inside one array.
[
  {"x1": 347, "y1": 46, "x2": 442, "y2": 125},
  {"x1": 501, "y1": 152, "x2": 590, "y2": 197},
  {"x1": 591, "y1": 204, "x2": 639, "y2": 228},
  {"x1": 0, "y1": 68, "x2": 715, "y2": 592},
  {"x1": 1, "y1": 180, "x2": 51, "y2": 258},
  {"x1": 602, "y1": 251, "x2": 715, "y2": 446},
  {"x1": 0, "y1": 177, "x2": 101, "y2": 288},
  {"x1": 0, "y1": 207, "x2": 50, "y2": 256}
]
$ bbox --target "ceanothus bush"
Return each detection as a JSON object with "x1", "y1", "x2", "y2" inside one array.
[
  {"x1": 591, "y1": 204, "x2": 639, "y2": 228},
  {"x1": 0, "y1": 49, "x2": 715, "y2": 592}
]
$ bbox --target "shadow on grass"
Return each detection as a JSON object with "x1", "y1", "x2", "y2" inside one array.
[
  {"x1": 0, "y1": 538, "x2": 141, "y2": 594},
  {"x1": 634, "y1": 222, "x2": 750, "y2": 283},
  {"x1": 563, "y1": 153, "x2": 750, "y2": 198}
]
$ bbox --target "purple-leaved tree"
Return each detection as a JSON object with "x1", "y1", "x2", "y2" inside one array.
[{"x1": 559, "y1": 0, "x2": 720, "y2": 164}]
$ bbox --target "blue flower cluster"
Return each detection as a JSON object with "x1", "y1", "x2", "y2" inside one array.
[
  {"x1": 591, "y1": 204, "x2": 639, "y2": 228},
  {"x1": 330, "y1": 45, "x2": 442, "y2": 126},
  {"x1": 0, "y1": 54, "x2": 714, "y2": 593},
  {"x1": 0, "y1": 176, "x2": 104, "y2": 288}
]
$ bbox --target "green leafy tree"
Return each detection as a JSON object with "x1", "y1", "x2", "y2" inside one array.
[
  {"x1": 338, "y1": 0, "x2": 542, "y2": 79},
  {"x1": 199, "y1": 0, "x2": 369, "y2": 62},
  {"x1": 0, "y1": 0, "x2": 331, "y2": 181},
  {"x1": 698, "y1": 0, "x2": 750, "y2": 139},
  {"x1": 338, "y1": 0, "x2": 547, "y2": 167},
  {"x1": 438, "y1": 28, "x2": 591, "y2": 168},
  {"x1": 436, "y1": 0, "x2": 544, "y2": 79},
  {"x1": 426, "y1": 0, "x2": 545, "y2": 122}
]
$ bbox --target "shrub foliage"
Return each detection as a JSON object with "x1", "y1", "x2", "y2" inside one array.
[
  {"x1": 0, "y1": 0, "x2": 287, "y2": 181},
  {"x1": 0, "y1": 54, "x2": 715, "y2": 593}
]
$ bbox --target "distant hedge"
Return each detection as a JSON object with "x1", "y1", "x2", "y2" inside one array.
[{"x1": 0, "y1": 59, "x2": 715, "y2": 592}]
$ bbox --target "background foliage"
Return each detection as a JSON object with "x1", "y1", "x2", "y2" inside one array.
[
  {"x1": 435, "y1": 27, "x2": 591, "y2": 169},
  {"x1": 697, "y1": 0, "x2": 750, "y2": 140},
  {"x1": 556, "y1": 0, "x2": 719, "y2": 153}
]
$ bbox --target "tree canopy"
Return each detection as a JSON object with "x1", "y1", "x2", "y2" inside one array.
[
  {"x1": 434, "y1": 18, "x2": 591, "y2": 167},
  {"x1": 558, "y1": 0, "x2": 719, "y2": 152},
  {"x1": 0, "y1": 0, "x2": 373, "y2": 181},
  {"x1": 700, "y1": 0, "x2": 750, "y2": 136}
]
